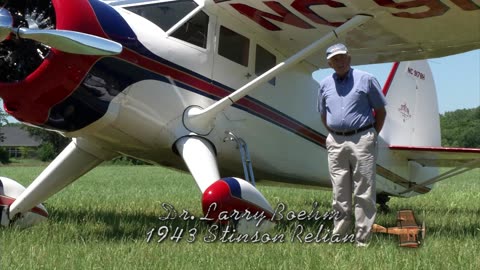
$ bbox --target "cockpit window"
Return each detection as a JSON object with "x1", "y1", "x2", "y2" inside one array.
[
  {"x1": 125, "y1": 0, "x2": 198, "y2": 31},
  {"x1": 218, "y1": 26, "x2": 250, "y2": 67},
  {"x1": 255, "y1": 45, "x2": 277, "y2": 85},
  {"x1": 171, "y1": 11, "x2": 209, "y2": 48}
]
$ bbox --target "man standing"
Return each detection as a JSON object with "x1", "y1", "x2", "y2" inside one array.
[{"x1": 318, "y1": 43, "x2": 387, "y2": 247}]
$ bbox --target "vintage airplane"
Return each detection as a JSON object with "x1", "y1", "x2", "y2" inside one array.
[
  {"x1": 0, "y1": 0, "x2": 479, "y2": 228},
  {"x1": 372, "y1": 209, "x2": 426, "y2": 248}
]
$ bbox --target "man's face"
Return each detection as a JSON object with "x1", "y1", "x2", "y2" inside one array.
[{"x1": 327, "y1": 54, "x2": 351, "y2": 77}]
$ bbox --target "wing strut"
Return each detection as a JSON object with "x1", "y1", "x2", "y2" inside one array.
[
  {"x1": 183, "y1": 14, "x2": 373, "y2": 135},
  {"x1": 6, "y1": 139, "x2": 117, "y2": 222}
]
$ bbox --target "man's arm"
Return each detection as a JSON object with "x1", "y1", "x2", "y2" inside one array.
[
  {"x1": 317, "y1": 85, "x2": 329, "y2": 131},
  {"x1": 374, "y1": 107, "x2": 386, "y2": 133},
  {"x1": 368, "y1": 76, "x2": 387, "y2": 133}
]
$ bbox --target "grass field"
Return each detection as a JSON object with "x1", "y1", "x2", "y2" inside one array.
[{"x1": 1, "y1": 164, "x2": 479, "y2": 270}]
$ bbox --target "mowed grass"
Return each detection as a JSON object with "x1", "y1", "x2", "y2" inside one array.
[{"x1": 1, "y1": 165, "x2": 479, "y2": 270}]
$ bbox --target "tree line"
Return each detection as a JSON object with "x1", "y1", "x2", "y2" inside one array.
[
  {"x1": 440, "y1": 107, "x2": 480, "y2": 148},
  {"x1": 0, "y1": 109, "x2": 8, "y2": 163},
  {"x1": 1, "y1": 106, "x2": 479, "y2": 164}
]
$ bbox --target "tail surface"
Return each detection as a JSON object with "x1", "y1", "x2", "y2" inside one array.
[
  {"x1": 380, "y1": 61, "x2": 441, "y2": 147},
  {"x1": 377, "y1": 61, "x2": 480, "y2": 198}
]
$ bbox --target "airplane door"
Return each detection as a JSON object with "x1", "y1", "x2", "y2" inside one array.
[{"x1": 212, "y1": 24, "x2": 254, "y2": 90}]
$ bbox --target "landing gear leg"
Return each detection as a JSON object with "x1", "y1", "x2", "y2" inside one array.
[{"x1": 377, "y1": 194, "x2": 390, "y2": 213}]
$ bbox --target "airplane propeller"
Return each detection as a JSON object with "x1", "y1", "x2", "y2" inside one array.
[
  {"x1": 420, "y1": 210, "x2": 427, "y2": 240},
  {"x1": 0, "y1": 8, "x2": 122, "y2": 56},
  {"x1": 421, "y1": 220, "x2": 426, "y2": 240}
]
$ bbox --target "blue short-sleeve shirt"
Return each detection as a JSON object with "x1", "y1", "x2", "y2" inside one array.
[{"x1": 317, "y1": 68, "x2": 387, "y2": 131}]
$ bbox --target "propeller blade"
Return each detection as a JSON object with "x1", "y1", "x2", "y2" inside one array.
[
  {"x1": 421, "y1": 220, "x2": 426, "y2": 240},
  {"x1": 16, "y1": 28, "x2": 123, "y2": 56},
  {"x1": 421, "y1": 210, "x2": 426, "y2": 240},
  {"x1": 1, "y1": 8, "x2": 122, "y2": 56}
]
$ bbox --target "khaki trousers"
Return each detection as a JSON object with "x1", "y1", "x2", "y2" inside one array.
[{"x1": 326, "y1": 128, "x2": 377, "y2": 244}]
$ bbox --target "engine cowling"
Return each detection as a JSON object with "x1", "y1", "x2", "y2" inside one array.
[{"x1": 0, "y1": 0, "x2": 115, "y2": 125}]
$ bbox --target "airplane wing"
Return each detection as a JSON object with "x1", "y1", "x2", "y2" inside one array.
[
  {"x1": 196, "y1": 0, "x2": 480, "y2": 68},
  {"x1": 389, "y1": 146, "x2": 480, "y2": 168},
  {"x1": 390, "y1": 146, "x2": 480, "y2": 193},
  {"x1": 397, "y1": 210, "x2": 420, "y2": 248},
  {"x1": 104, "y1": 1, "x2": 480, "y2": 68}
]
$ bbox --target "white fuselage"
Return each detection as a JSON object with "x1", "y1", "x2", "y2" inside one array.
[{"x1": 64, "y1": 5, "x2": 439, "y2": 197}]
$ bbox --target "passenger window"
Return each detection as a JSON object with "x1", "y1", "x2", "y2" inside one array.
[
  {"x1": 255, "y1": 45, "x2": 276, "y2": 85},
  {"x1": 171, "y1": 11, "x2": 209, "y2": 48},
  {"x1": 218, "y1": 26, "x2": 250, "y2": 67},
  {"x1": 125, "y1": 0, "x2": 197, "y2": 31}
]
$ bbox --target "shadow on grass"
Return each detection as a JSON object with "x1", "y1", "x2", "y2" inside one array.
[
  {"x1": 48, "y1": 206, "x2": 201, "y2": 241},
  {"x1": 48, "y1": 205, "x2": 339, "y2": 242},
  {"x1": 45, "y1": 201, "x2": 479, "y2": 243}
]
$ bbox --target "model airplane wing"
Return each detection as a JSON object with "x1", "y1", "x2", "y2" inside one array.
[
  {"x1": 397, "y1": 210, "x2": 421, "y2": 248},
  {"x1": 397, "y1": 209, "x2": 418, "y2": 227},
  {"x1": 372, "y1": 210, "x2": 425, "y2": 247}
]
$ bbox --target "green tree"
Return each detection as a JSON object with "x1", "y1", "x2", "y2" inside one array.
[
  {"x1": 0, "y1": 105, "x2": 9, "y2": 163},
  {"x1": 0, "y1": 105, "x2": 8, "y2": 142},
  {"x1": 37, "y1": 142, "x2": 56, "y2": 162},
  {"x1": 22, "y1": 125, "x2": 71, "y2": 161},
  {"x1": 440, "y1": 107, "x2": 480, "y2": 148},
  {"x1": 0, "y1": 110, "x2": 6, "y2": 125}
]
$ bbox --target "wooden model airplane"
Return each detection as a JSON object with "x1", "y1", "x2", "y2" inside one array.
[{"x1": 372, "y1": 210, "x2": 426, "y2": 248}]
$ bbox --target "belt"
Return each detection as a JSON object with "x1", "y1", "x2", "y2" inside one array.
[{"x1": 329, "y1": 123, "x2": 375, "y2": 136}]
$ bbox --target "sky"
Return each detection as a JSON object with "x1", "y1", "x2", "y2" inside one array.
[
  {"x1": 313, "y1": 49, "x2": 480, "y2": 114},
  {"x1": 1, "y1": 50, "x2": 479, "y2": 123}
]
